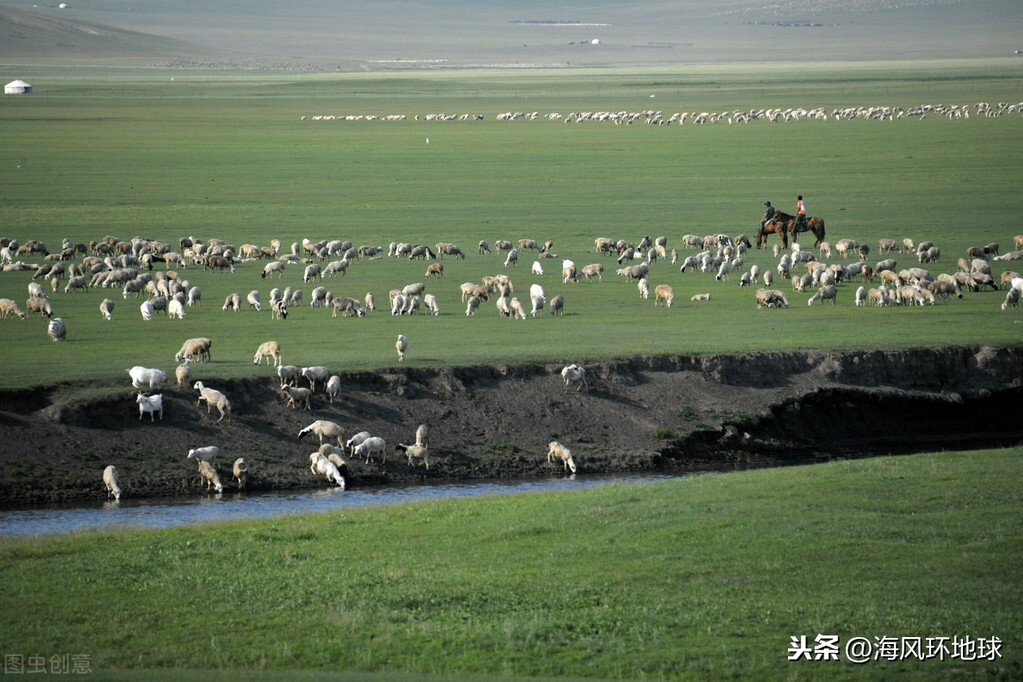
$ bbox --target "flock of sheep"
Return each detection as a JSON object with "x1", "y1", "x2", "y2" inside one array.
[
  {"x1": 3, "y1": 226, "x2": 1021, "y2": 503},
  {"x1": 301, "y1": 101, "x2": 1023, "y2": 126}
]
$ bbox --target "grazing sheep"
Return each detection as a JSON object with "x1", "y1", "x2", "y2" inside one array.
[
  {"x1": 562, "y1": 260, "x2": 577, "y2": 284},
  {"x1": 299, "y1": 420, "x2": 346, "y2": 446},
  {"x1": 653, "y1": 284, "x2": 674, "y2": 307},
  {"x1": 868, "y1": 286, "x2": 891, "y2": 307},
  {"x1": 395, "y1": 334, "x2": 408, "y2": 362},
  {"x1": 188, "y1": 445, "x2": 219, "y2": 462},
  {"x1": 423, "y1": 293, "x2": 440, "y2": 316},
  {"x1": 103, "y1": 465, "x2": 122, "y2": 501},
  {"x1": 504, "y1": 248, "x2": 519, "y2": 268},
  {"x1": 345, "y1": 431, "x2": 372, "y2": 455},
  {"x1": 127, "y1": 366, "x2": 167, "y2": 389},
  {"x1": 581, "y1": 263, "x2": 603, "y2": 282},
  {"x1": 175, "y1": 337, "x2": 212, "y2": 363},
  {"x1": 807, "y1": 285, "x2": 838, "y2": 306},
  {"x1": 198, "y1": 460, "x2": 223, "y2": 493},
  {"x1": 281, "y1": 385, "x2": 313, "y2": 410},
  {"x1": 271, "y1": 299, "x2": 288, "y2": 320},
  {"x1": 261, "y1": 261, "x2": 286, "y2": 279},
  {"x1": 508, "y1": 297, "x2": 527, "y2": 319},
  {"x1": 1002, "y1": 288, "x2": 1020, "y2": 310},
  {"x1": 63, "y1": 275, "x2": 88, "y2": 294},
  {"x1": 546, "y1": 441, "x2": 577, "y2": 474},
  {"x1": 465, "y1": 295, "x2": 481, "y2": 316},
  {"x1": 354, "y1": 436, "x2": 387, "y2": 463},
  {"x1": 186, "y1": 286, "x2": 202, "y2": 307},
  {"x1": 637, "y1": 277, "x2": 650, "y2": 299},
  {"x1": 221, "y1": 292, "x2": 241, "y2": 312},
  {"x1": 99, "y1": 297, "x2": 114, "y2": 320},
  {"x1": 365, "y1": 291, "x2": 375, "y2": 311},
  {"x1": 232, "y1": 457, "x2": 248, "y2": 490},
  {"x1": 331, "y1": 296, "x2": 366, "y2": 318},
  {"x1": 0, "y1": 298, "x2": 26, "y2": 320},
  {"x1": 854, "y1": 286, "x2": 868, "y2": 307},
  {"x1": 479, "y1": 240, "x2": 492, "y2": 255},
  {"x1": 136, "y1": 393, "x2": 163, "y2": 421},
  {"x1": 755, "y1": 288, "x2": 790, "y2": 309},
  {"x1": 531, "y1": 261, "x2": 544, "y2": 275},
  {"x1": 301, "y1": 366, "x2": 331, "y2": 392},
  {"x1": 309, "y1": 452, "x2": 346, "y2": 488},
  {"x1": 560, "y1": 363, "x2": 588, "y2": 392},
  {"x1": 549, "y1": 295, "x2": 564, "y2": 315},
  {"x1": 25, "y1": 296, "x2": 53, "y2": 318},
  {"x1": 253, "y1": 340, "x2": 282, "y2": 367},
  {"x1": 246, "y1": 290, "x2": 262, "y2": 312},
  {"x1": 192, "y1": 381, "x2": 231, "y2": 422},
  {"x1": 397, "y1": 443, "x2": 430, "y2": 470},
  {"x1": 425, "y1": 263, "x2": 444, "y2": 278}
]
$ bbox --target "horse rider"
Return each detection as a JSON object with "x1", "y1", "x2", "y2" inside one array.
[
  {"x1": 759, "y1": 201, "x2": 776, "y2": 231},
  {"x1": 795, "y1": 195, "x2": 807, "y2": 230}
]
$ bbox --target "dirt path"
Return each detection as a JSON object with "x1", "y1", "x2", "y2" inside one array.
[{"x1": 1, "y1": 345, "x2": 1019, "y2": 504}]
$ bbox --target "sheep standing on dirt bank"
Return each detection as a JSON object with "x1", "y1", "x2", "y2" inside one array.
[
  {"x1": 301, "y1": 365, "x2": 330, "y2": 392},
  {"x1": 176, "y1": 359, "x2": 192, "y2": 386},
  {"x1": 397, "y1": 443, "x2": 430, "y2": 470},
  {"x1": 354, "y1": 436, "x2": 387, "y2": 463},
  {"x1": 299, "y1": 420, "x2": 346, "y2": 447},
  {"x1": 103, "y1": 465, "x2": 122, "y2": 501},
  {"x1": 47, "y1": 317, "x2": 67, "y2": 342},
  {"x1": 193, "y1": 381, "x2": 231, "y2": 422},
  {"x1": 560, "y1": 364, "x2": 588, "y2": 392},
  {"x1": 128, "y1": 366, "x2": 167, "y2": 389},
  {"x1": 187, "y1": 446, "x2": 219, "y2": 463},
  {"x1": 136, "y1": 393, "x2": 163, "y2": 421},
  {"x1": 326, "y1": 375, "x2": 342, "y2": 403},
  {"x1": 396, "y1": 334, "x2": 408, "y2": 362},
  {"x1": 281, "y1": 385, "x2": 313, "y2": 410},
  {"x1": 233, "y1": 457, "x2": 248, "y2": 490},
  {"x1": 415, "y1": 424, "x2": 430, "y2": 448},
  {"x1": 546, "y1": 441, "x2": 577, "y2": 474},
  {"x1": 198, "y1": 460, "x2": 223, "y2": 493}
]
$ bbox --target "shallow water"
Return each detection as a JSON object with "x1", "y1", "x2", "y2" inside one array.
[{"x1": 0, "y1": 472, "x2": 693, "y2": 537}]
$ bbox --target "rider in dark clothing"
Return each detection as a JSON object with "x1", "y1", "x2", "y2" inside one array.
[{"x1": 760, "y1": 201, "x2": 776, "y2": 230}]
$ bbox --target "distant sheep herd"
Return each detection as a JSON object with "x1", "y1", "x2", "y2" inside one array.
[
  {"x1": 2, "y1": 225, "x2": 1021, "y2": 501},
  {"x1": 300, "y1": 101, "x2": 1023, "y2": 125}
]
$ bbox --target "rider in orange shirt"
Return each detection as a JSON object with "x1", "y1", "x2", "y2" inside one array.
[{"x1": 795, "y1": 195, "x2": 807, "y2": 231}]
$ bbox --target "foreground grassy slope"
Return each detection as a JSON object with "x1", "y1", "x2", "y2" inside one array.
[
  {"x1": 2, "y1": 448, "x2": 1020, "y2": 679},
  {"x1": 0, "y1": 64, "x2": 1020, "y2": 389}
]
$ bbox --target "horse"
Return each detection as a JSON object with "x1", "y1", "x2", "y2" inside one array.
[
  {"x1": 792, "y1": 215, "x2": 826, "y2": 248},
  {"x1": 756, "y1": 211, "x2": 794, "y2": 249}
]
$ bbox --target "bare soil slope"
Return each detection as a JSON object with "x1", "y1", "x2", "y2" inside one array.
[{"x1": 1, "y1": 346, "x2": 1019, "y2": 504}]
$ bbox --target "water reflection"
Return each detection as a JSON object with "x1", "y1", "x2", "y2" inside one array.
[{"x1": 0, "y1": 472, "x2": 680, "y2": 537}]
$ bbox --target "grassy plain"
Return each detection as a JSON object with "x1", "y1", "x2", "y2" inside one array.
[
  {"x1": 0, "y1": 61, "x2": 1021, "y2": 389},
  {"x1": 1, "y1": 448, "x2": 1020, "y2": 679}
]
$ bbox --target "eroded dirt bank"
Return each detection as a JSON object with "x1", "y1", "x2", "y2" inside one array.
[{"x1": 1, "y1": 346, "x2": 1020, "y2": 505}]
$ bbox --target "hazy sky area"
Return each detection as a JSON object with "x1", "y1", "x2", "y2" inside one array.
[{"x1": 2, "y1": 0, "x2": 1022, "y2": 67}]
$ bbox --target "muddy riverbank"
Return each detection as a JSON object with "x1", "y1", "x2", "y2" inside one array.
[{"x1": 1, "y1": 345, "x2": 1019, "y2": 504}]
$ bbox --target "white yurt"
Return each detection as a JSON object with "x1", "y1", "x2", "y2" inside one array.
[{"x1": 5, "y1": 80, "x2": 32, "y2": 94}]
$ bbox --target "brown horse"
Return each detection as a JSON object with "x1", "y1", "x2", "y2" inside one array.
[
  {"x1": 792, "y1": 215, "x2": 826, "y2": 248},
  {"x1": 756, "y1": 211, "x2": 794, "y2": 249}
]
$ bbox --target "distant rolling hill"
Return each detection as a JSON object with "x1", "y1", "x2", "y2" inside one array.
[
  {"x1": 1, "y1": 0, "x2": 1021, "y2": 68},
  {"x1": 0, "y1": 5, "x2": 225, "y2": 65}
]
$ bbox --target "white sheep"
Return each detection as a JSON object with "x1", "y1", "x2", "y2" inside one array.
[
  {"x1": 299, "y1": 420, "x2": 346, "y2": 447},
  {"x1": 175, "y1": 337, "x2": 212, "y2": 363},
  {"x1": 309, "y1": 452, "x2": 346, "y2": 488},
  {"x1": 175, "y1": 359, "x2": 191, "y2": 386},
  {"x1": 854, "y1": 286, "x2": 868, "y2": 307},
  {"x1": 192, "y1": 381, "x2": 231, "y2": 422},
  {"x1": 281, "y1": 385, "x2": 313, "y2": 410},
  {"x1": 140, "y1": 300, "x2": 155, "y2": 321},
  {"x1": 508, "y1": 297, "x2": 527, "y2": 320},
  {"x1": 560, "y1": 363, "x2": 588, "y2": 392},
  {"x1": 99, "y1": 298, "x2": 114, "y2": 321},
  {"x1": 198, "y1": 460, "x2": 223, "y2": 493},
  {"x1": 396, "y1": 334, "x2": 408, "y2": 362},
  {"x1": 47, "y1": 317, "x2": 67, "y2": 342},
  {"x1": 253, "y1": 340, "x2": 282, "y2": 366},
  {"x1": 637, "y1": 277, "x2": 649, "y2": 299},
  {"x1": 233, "y1": 457, "x2": 248, "y2": 490},
  {"x1": 167, "y1": 298, "x2": 186, "y2": 319},
  {"x1": 301, "y1": 365, "x2": 330, "y2": 392},
  {"x1": 531, "y1": 261, "x2": 544, "y2": 275},
  {"x1": 103, "y1": 465, "x2": 122, "y2": 501},
  {"x1": 277, "y1": 364, "x2": 301, "y2": 388},
  {"x1": 345, "y1": 430, "x2": 372, "y2": 455},
  {"x1": 549, "y1": 295, "x2": 564, "y2": 315},
  {"x1": 423, "y1": 293, "x2": 440, "y2": 316},
  {"x1": 529, "y1": 284, "x2": 546, "y2": 317},
  {"x1": 187, "y1": 446, "x2": 219, "y2": 462},
  {"x1": 415, "y1": 423, "x2": 430, "y2": 447},
  {"x1": 504, "y1": 248, "x2": 519, "y2": 268},
  {"x1": 397, "y1": 443, "x2": 430, "y2": 470},
  {"x1": 326, "y1": 375, "x2": 342, "y2": 403},
  {"x1": 246, "y1": 290, "x2": 262, "y2": 312},
  {"x1": 354, "y1": 436, "x2": 386, "y2": 463},
  {"x1": 807, "y1": 285, "x2": 838, "y2": 306},
  {"x1": 1002, "y1": 287, "x2": 1020, "y2": 310},
  {"x1": 127, "y1": 366, "x2": 167, "y2": 389},
  {"x1": 546, "y1": 441, "x2": 577, "y2": 473},
  {"x1": 136, "y1": 393, "x2": 163, "y2": 421},
  {"x1": 653, "y1": 284, "x2": 674, "y2": 307}
]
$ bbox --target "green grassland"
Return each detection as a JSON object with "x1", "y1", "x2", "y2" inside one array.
[
  {"x1": 2, "y1": 448, "x2": 1020, "y2": 679},
  {"x1": 0, "y1": 62, "x2": 1021, "y2": 389}
]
